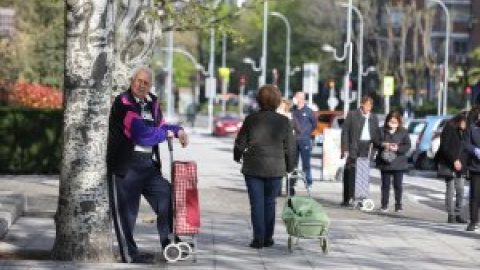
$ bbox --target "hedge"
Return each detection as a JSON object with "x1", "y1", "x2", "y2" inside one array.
[{"x1": 0, "y1": 107, "x2": 63, "y2": 174}]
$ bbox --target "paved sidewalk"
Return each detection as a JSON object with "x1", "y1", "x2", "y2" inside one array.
[{"x1": 1, "y1": 132, "x2": 479, "y2": 269}]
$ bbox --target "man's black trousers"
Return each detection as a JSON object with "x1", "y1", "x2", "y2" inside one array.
[{"x1": 109, "y1": 154, "x2": 172, "y2": 263}]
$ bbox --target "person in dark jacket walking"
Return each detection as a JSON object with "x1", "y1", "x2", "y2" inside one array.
[
  {"x1": 463, "y1": 112, "x2": 480, "y2": 232},
  {"x1": 234, "y1": 85, "x2": 296, "y2": 249},
  {"x1": 435, "y1": 114, "x2": 468, "y2": 223},
  {"x1": 376, "y1": 111, "x2": 411, "y2": 212},
  {"x1": 107, "y1": 67, "x2": 188, "y2": 263},
  {"x1": 292, "y1": 91, "x2": 317, "y2": 187},
  {"x1": 341, "y1": 96, "x2": 380, "y2": 206}
]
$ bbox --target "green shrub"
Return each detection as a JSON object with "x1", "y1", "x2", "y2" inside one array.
[{"x1": 0, "y1": 107, "x2": 63, "y2": 174}]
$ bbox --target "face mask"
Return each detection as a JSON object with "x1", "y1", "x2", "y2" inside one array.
[{"x1": 389, "y1": 123, "x2": 399, "y2": 129}]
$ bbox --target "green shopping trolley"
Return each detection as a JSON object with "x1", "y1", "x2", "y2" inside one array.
[{"x1": 281, "y1": 170, "x2": 331, "y2": 254}]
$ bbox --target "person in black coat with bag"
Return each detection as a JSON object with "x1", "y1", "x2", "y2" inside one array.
[
  {"x1": 434, "y1": 113, "x2": 468, "y2": 224},
  {"x1": 234, "y1": 85, "x2": 296, "y2": 248},
  {"x1": 463, "y1": 110, "x2": 480, "y2": 232},
  {"x1": 376, "y1": 111, "x2": 411, "y2": 212}
]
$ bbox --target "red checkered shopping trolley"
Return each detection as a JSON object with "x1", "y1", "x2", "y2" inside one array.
[{"x1": 163, "y1": 138, "x2": 200, "y2": 263}]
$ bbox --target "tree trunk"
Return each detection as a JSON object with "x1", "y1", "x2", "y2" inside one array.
[
  {"x1": 52, "y1": 0, "x2": 159, "y2": 262},
  {"x1": 112, "y1": 0, "x2": 158, "y2": 97},
  {"x1": 52, "y1": 0, "x2": 115, "y2": 261},
  {"x1": 399, "y1": 4, "x2": 412, "y2": 106}
]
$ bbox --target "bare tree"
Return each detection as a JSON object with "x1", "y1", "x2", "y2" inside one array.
[{"x1": 398, "y1": 1, "x2": 414, "y2": 106}]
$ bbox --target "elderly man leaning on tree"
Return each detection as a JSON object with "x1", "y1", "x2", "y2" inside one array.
[{"x1": 107, "y1": 67, "x2": 188, "y2": 263}]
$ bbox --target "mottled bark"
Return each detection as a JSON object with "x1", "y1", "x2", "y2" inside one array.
[
  {"x1": 52, "y1": 0, "x2": 115, "y2": 261},
  {"x1": 53, "y1": 0, "x2": 159, "y2": 262},
  {"x1": 112, "y1": 0, "x2": 159, "y2": 97}
]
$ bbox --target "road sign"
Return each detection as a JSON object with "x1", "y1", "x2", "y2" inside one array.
[
  {"x1": 303, "y1": 63, "x2": 319, "y2": 94},
  {"x1": 383, "y1": 76, "x2": 394, "y2": 96},
  {"x1": 218, "y1": 67, "x2": 231, "y2": 82},
  {"x1": 205, "y1": 77, "x2": 217, "y2": 98}
]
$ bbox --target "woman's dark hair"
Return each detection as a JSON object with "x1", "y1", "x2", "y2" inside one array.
[
  {"x1": 384, "y1": 111, "x2": 403, "y2": 128},
  {"x1": 449, "y1": 113, "x2": 467, "y2": 129},
  {"x1": 256, "y1": 84, "x2": 281, "y2": 111}
]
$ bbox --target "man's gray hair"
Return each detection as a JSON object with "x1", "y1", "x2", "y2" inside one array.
[{"x1": 131, "y1": 66, "x2": 153, "y2": 81}]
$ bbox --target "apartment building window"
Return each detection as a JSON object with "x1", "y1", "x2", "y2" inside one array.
[
  {"x1": 438, "y1": 3, "x2": 471, "y2": 23},
  {"x1": 453, "y1": 39, "x2": 469, "y2": 55},
  {"x1": 0, "y1": 8, "x2": 15, "y2": 37},
  {"x1": 382, "y1": 7, "x2": 403, "y2": 29}
]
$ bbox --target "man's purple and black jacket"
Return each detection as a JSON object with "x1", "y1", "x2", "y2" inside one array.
[{"x1": 107, "y1": 90, "x2": 181, "y2": 176}]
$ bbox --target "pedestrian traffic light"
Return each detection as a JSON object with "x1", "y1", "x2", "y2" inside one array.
[
  {"x1": 466, "y1": 85, "x2": 472, "y2": 95},
  {"x1": 328, "y1": 80, "x2": 335, "y2": 89}
]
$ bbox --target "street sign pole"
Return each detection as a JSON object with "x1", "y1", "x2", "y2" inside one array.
[
  {"x1": 239, "y1": 75, "x2": 246, "y2": 117},
  {"x1": 383, "y1": 76, "x2": 394, "y2": 115}
]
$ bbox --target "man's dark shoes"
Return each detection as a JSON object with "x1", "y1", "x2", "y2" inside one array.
[
  {"x1": 340, "y1": 202, "x2": 350, "y2": 207},
  {"x1": 263, "y1": 238, "x2": 274, "y2": 248},
  {"x1": 131, "y1": 254, "x2": 150, "y2": 264},
  {"x1": 455, "y1": 216, "x2": 467, "y2": 224},
  {"x1": 465, "y1": 223, "x2": 478, "y2": 232},
  {"x1": 447, "y1": 215, "x2": 455, "y2": 223},
  {"x1": 249, "y1": 239, "x2": 263, "y2": 249}
]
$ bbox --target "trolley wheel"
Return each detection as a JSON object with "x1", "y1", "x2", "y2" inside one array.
[
  {"x1": 321, "y1": 239, "x2": 329, "y2": 254},
  {"x1": 287, "y1": 237, "x2": 293, "y2": 253},
  {"x1": 361, "y1": 199, "x2": 375, "y2": 212},
  {"x1": 163, "y1": 243, "x2": 182, "y2": 263},
  {"x1": 177, "y1": 242, "x2": 192, "y2": 261}
]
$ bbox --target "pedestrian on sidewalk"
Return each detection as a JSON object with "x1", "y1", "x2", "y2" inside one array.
[
  {"x1": 277, "y1": 99, "x2": 298, "y2": 196},
  {"x1": 435, "y1": 113, "x2": 468, "y2": 223},
  {"x1": 340, "y1": 96, "x2": 380, "y2": 206},
  {"x1": 376, "y1": 111, "x2": 411, "y2": 213},
  {"x1": 463, "y1": 111, "x2": 480, "y2": 232},
  {"x1": 107, "y1": 67, "x2": 189, "y2": 263},
  {"x1": 292, "y1": 91, "x2": 317, "y2": 188},
  {"x1": 234, "y1": 85, "x2": 296, "y2": 249}
]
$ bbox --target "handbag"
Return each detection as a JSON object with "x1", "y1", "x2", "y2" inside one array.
[
  {"x1": 437, "y1": 161, "x2": 455, "y2": 178},
  {"x1": 380, "y1": 150, "x2": 397, "y2": 163}
]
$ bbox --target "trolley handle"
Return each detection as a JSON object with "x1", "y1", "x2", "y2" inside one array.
[{"x1": 167, "y1": 137, "x2": 173, "y2": 152}]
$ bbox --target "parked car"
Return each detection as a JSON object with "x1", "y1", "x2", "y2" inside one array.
[
  {"x1": 406, "y1": 118, "x2": 427, "y2": 160},
  {"x1": 412, "y1": 115, "x2": 451, "y2": 170},
  {"x1": 312, "y1": 111, "x2": 343, "y2": 145},
  {"x1": 212, "y1": 114, "x2": 243, "y2": 136}
]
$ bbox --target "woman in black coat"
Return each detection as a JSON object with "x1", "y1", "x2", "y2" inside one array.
[
  {"x1": 435, "y1": 114, "x2": 468, "y2": 223},
  {"x1": 376, "y1": 111, "x2": 411, "y2": 212},
  {"x1": 234, "y1": 85, "x2": 296, "y2": 248}
]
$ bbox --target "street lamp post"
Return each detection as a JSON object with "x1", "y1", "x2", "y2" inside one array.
[
  {"x1": 428, "y1": 0, "x2": 450, "y2": 116},
  {"x1": 260, "y1": 0, "x2": 268, "y2": 86},
  {"x1": 338, "y1": 2, "x2": 364, "y2": 108},
  {"x1": 165, "y1": 26, "x2": 174, "y2": 122},
  {"x1": 205, "y1": 0, "x2": 224, "y2": 132},
  {"x1": 269, "y1": 11, "x2": 291, "y2": 98},
  {"x1": 221, "y1": 33, "x2": 228, "y2": 114},
  {"x1": 243, "y1": 57, "x2": 262, "y2": 89},
  {"x1": 322, "y1": 0, "x2": 354, "y2": 117}
]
